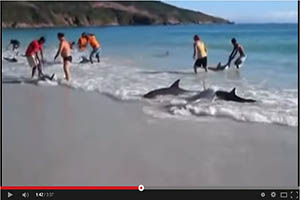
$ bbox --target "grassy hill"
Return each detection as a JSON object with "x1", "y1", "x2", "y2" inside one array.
[{"x1": 2, "y1": 1, "x2": 233, "y2": 28}]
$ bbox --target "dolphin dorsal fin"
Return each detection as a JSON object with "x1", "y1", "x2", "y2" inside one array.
[
  {"x1": 230, "y1": 88, "x2": 236, "y2": 95},
  {"x1": 170, "y1": 79, "x2": 180, "y2": 88}
]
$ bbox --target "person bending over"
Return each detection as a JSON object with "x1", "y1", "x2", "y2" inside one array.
[
  {"x1": 88, "y1": 33, "x2": 101, "y2": 64},
  {"x1": 25, "y1": 37, "x2": 54, "y2": 80},
  {"x1": 227, "y1": 38, "x2": 246, "y2": 69},
  {"x1": 26, "y1": 37, "x2": 45, "y2": 78}
]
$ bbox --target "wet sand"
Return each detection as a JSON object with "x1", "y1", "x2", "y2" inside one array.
[{"x1": 2, "y1": 84, "x2": 298, "y2": 187}]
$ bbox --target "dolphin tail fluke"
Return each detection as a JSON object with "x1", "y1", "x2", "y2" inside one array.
[{"x1": 170, "y1": 79, "x2": 180, "y2": 88}]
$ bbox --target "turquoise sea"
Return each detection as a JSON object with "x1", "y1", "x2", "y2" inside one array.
[{"x1": 2, "y1": 24, "x2": 298, "y2": 126}]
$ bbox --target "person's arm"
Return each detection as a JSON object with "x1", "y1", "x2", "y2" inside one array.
[
  {"x1": 227, "y1": 47, "x2": 237, "y2": 65},
  {"x1": 36, "y1": 52, "x2": 41, "y2": 62},
  {"x1": 229, "y1": 47, "x2": 237, "y2": 59},
  {"x1": 193, "y1": 43, "x2": 196, "y2": 59},
  {"x1": 54, "y1": 42, "x2": 62, "y2": 60}
]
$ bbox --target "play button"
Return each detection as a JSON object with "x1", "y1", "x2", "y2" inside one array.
[{"x1": 8, "y1": 192, "x2": 13, "y2": 198}]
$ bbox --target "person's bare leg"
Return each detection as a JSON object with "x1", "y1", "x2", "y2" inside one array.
[
  {"x1": 63, "y1": 61, "x2": 71, "y2": 81},
  {"x1": 31, "y1": 66, "x2": 36, "y2": 78},
  {"x1": 193, "y1": 65, "x2": 197, "y2": 74},
  {"x1": 204, "y1": 65, "x2": 208, "y2": 72},
  {"x1": 37, "y1": 64, "x2": 44, "y2": 78}
]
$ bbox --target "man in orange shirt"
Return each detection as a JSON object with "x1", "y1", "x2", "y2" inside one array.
[
  {"x1": 78, "y1": 32, "x2": 88, "y2": 51},
  {"x1": 88, "y1": 33, "x2": 101, "y2": 64}
]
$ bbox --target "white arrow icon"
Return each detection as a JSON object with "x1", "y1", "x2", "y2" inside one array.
[{"x1": 8, "y1": 192, "x2": 13, "y2": 198}]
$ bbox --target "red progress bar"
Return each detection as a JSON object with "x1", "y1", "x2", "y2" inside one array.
[{"x1": 0, "y1": 186, "x2": 139, "y2": 190}]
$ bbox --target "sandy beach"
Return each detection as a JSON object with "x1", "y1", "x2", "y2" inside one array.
[{"x1": 2, "y1": 84, "x2": 298, "y2": 187}]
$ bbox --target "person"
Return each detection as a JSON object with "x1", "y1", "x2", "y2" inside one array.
[
  {"x1": 8, "y1": 39, "x2": 20, "y2": 51},
  {"x1": 25, "y1": 37, "x2": 49, "y2": 79},
  {"x1": 7, "y1": 39, "x2": 20, "y2": 60},
  {"x1": 227, "y1": 38, "x2": 246, "y2": 69},
  {"x1": 77, "y1": 32, "x2": 89, "y2": 62},
  {"x1": 88, "y1": 33, "x2": 101, "y2": 64},
  {"x1": 54, "y1": 32, "x2": 72, "y2": 81},
  {"x1": 69, "y1": 41, "x2": 76, "y2": 50},
  {"x1": 77, "y1": 32, "x2": 89, "y2": 51},
  {"x1": 193, "y1": 35, "x2": 208, "y2": 73}
]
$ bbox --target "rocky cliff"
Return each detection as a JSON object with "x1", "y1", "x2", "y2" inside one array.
[{"x1": 2, "y1": 1, "x2": 233, "y2": 28}]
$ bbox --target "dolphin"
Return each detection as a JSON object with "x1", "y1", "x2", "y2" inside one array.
[
  {"x1": 187, "y1": 88, "x2": 256, "y2": 103},
  {"x1": 186, "y1": 88, "x2": 215, "y2": 101},
  {"x1": 39, "y1": 73, "x2": 55, "y2": 81},
  {"x1": 79, "y1": 56, "x2": 90, "y2": 64},
  {"x1": 208, "y1": 62, "x2": 228, "y2": 71},
  {"x1": 143, "y1": 79, "x2": 192, "y2": 99},
  {"x1": 144, "y1": 79, "x2": 256, "y2": 103},
  {"x1": 215, "y1": 88, "x2": 256, "y2": 103},
  {"x1": 3, "y1": 57, "x2": 18, "y2": 63}
]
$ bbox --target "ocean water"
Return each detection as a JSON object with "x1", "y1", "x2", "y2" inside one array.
[{"x1": 2, "y1": 24, "x2": 298, "y2": 126}]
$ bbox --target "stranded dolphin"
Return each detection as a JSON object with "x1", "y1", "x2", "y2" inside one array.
[
  {"x1": 186, "y1": 88, "x2": 215, "y2": 101},
  {"x1": 208, "y1": 62, "x2": 228, "y2": 71},
  {"x1": 3, "y1": 57, "x2": 18, "y2": 63},
  {"x1": 215, "y1": 88, "x2": 256, "y2": 103},
  {"x1": 143, "y1": 79, "x2": 192, "y2": 99},
  {"x1": 39, "y1": 73, "x2": 55, "y2": 81},
  {"x1": 187, "y1": 88, "x2": 256, "y2": 103},
  {"x1": 144, "y1": 79, "x2": 256, "y2": 103},
  {"x1": 79, "y1": 56, "x2": 90, "y2": 64}
]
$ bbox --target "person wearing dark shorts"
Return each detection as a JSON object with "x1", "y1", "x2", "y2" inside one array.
[
  {"x1": 194, "y1": 57, "x2": 207, "y2": 71},
  {"x1": 63, "y1": 56, "x2": 72, "y2": 63},
  {"x1": 193, "y1": 35, "x2": 208, "y2": 73},
  {"x1": 54, "y1": 32, "x2": 72, "y2": 81}
]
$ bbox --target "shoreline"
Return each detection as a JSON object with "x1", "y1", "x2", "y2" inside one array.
[
  {"x1": 2, "y1": 22, "x2": 234, "y2": 29},
  {"x1": 2, "y1": 83, "x2": 298, "y2": 186},
  {"x1": 2, "y1": 22, "x2": 297, "y2": 29}
]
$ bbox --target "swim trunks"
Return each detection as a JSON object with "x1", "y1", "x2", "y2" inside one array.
[
  {"x1": 235, "y1": 55, "x2": 247, "y2": 68},
  {"x1": 63, "y1": 56, "x2": 72, "y2": 62},
  {"x1": 194, "y1": 57, "x2": 207, "y2": 68}
]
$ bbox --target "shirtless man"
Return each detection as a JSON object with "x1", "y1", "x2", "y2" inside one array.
[
  {"x1": 227, "y1": 38, "x2": 246, "y2": 69},
  {"x1": 54, "y1": 32, "x2": 72, "y2": 81}
]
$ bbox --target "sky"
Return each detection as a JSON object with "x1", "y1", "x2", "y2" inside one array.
[{"x1": 163, "y1": 1, "x2": 298, "y2": 23}]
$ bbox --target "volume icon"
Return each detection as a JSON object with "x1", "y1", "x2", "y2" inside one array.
[{"x1": 22, "y1": 192, "x2": 29, "y2": 198}]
